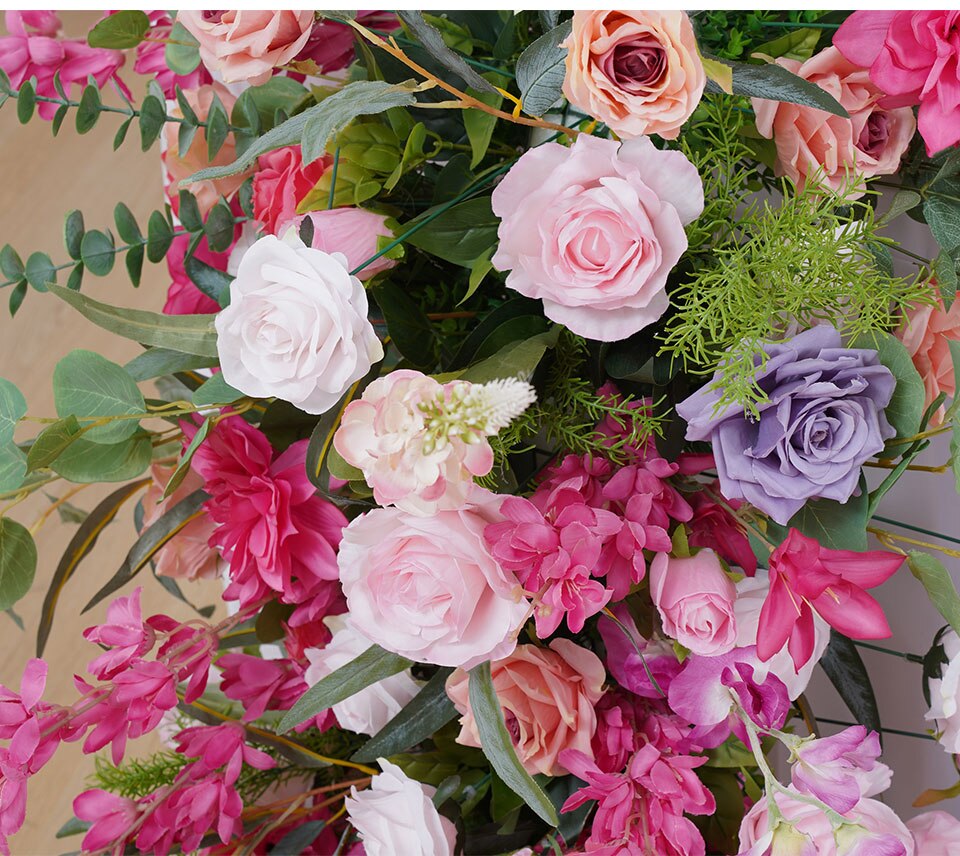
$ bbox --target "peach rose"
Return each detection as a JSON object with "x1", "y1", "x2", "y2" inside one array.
[
  {"x1": 562, "y1": 11, "x2": 705, "y2": 140},
  {"x1": 142, "y1": 462, "x2": 220, "y2": 581},
  {"x1": 445, "y1": 639, "x2": 605, "y2": 776},
  {"x1": 177, "y1": 11, "x2": 314, "y2": 85},
  {"x1": 752, "y1": 46, "x2": 916, "y2": 196},
  {"x1": 897, "y1": 289, "x2": 960, "y2": 425},
  {"x1": 163, "y1": 84, "x2": 254, "y2": 216}
]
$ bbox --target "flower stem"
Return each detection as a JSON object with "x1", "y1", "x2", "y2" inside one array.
[{"x1": 852, "y1": 640, "x2": 925, "y2": 664}]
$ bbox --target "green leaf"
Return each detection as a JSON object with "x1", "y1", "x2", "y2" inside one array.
[
  {"x1": 853, "y1": 331, "x2": 925, "y2": 439},
  {"x1": 326, "y1": 446, "x2": 364, "y2": 482},
  {"x1": 372, "y1": 282, "x2": 435, "y2": 368},
  {"x1": 83, "y1": 488, "x2": 209, "y2": 612},
  {"x1": 184, "y1": 255, "x2": 232, "y2": 305},
  {"x1": 192, "y1": 373, "x2": 244, "y2": 407},
  {"x1": 880, "y1": 189, "x2": 922, "y2": 226},
  {"x1": 177, "y1": 191, "x2": 203, "y2": 233},
  {"x1": 165, "y1": 22, "x2": 201, "y2": 75},
  {"x1": 8, "y1": 281, "x2": 27, "y2": 317},
  {"x1": 785, "y1": 489, "x2": 869, "y2": 552},
  {"x1": 0, "y1": 519, "x2": 36, "y2": 611},
  {"x1": 55, "y1": 817, "x2": 90, "y2": 840},
  {"x1": 459, "y1": 248, "x2": 494, "y2": 305},
  {"x1": 125, "y1": 245, "x2": 144, "y2": 287},
  {"x1": 52, "y1": 433, "x2": 152, "y2": 483},
  {"x1": 353, "y1": 667, "x2": 457, "y2": 762},
  {"x1": 63, "y1": 210, "x2": 85, "y2": 260},
  {"x1": 79, "y1": 229, "x2": 116, "y2": 277},
  {"x1": 0, "y1": 245, "x2": 24, "y2": 281},
  {"x1": 113, "y1": 116, "x2": 132, "y2": 151},
  {"x1": 463, "y1": 89, "x2": 502, "y2": 168},
  {"x1": 0, "y1": 445, "x2": 26, "y2": 493},
  {"x1": 24, "y1": 252, "x2": 56, "y2": 292},
  {"x1": 925, "y1": 192, "x2": 960, "y2": 256},
  {"x1": 707, "y1": 58, "x2": 849, "y2": 117},
  {"x1": 36, "y1": 478, "x2": 149, "y2": 656},
  {"x1": 467, "y1": 661, "x2": 558, "y2": 825},
  {"x1": 203, "y1": 199, "x2": 235, "y2": 253},
  {"x1": 124, "y1": 348, "x2": 219, "y2": 383},
  {"x1": 26, "y1": 416, "x2": 83, "y2": 473},
  {"x1": 461, "y1": 326, "x2": 559, "y2": 383},
  {"x1": 87, "y1": 10, "x2": 150, "y2": 48},
  {"x1": 752, "y1": 27, "x2": 820, "y2": 61},
  {"x1": 819, "y1": 630, "x2": 882, "y2": 737},
  {"x1": 53, "y1": 350, "x2": 145, "y2": 444},
  {"x1": 405, "y1": 196, "x2": 499, "y2": 266},
  {"x1": 188, "y1": 80, "x2": 420, "y2": 182},
  {"x1": 907, "y1": 551, "x2": 960, "y2": 636},
  {"x1": 75, "y1": 84, "x2": 101, "y2": 134},
  {"x1": 16, "y1": 79, "x2": 36, "y2": 124},
  {"x1": 47, "y1": 285, "x2": 219, "y2": 358},
  {"x1": 516, "y1": 20, "x2": 572, "y2": 117},
  {"x1": 935, "y1": 252, "x2": 958, "y2": 308},
  {"x1": 398, "y1": 11, "x2": 496, "y2": 94},
  {"x1": 206, "y1": 94, "x2": 229, "y2": 161},
  {"x1": 139, "y1": 95, "x2": 167, "y2": 151},
  {"x1": 450, "y1": 297, "x2": 543, "y2": 369},
  {"x1": 113, "y1": 203, "x2": 142, "y2": 244},
  {"x1": 278, "y1": 645, "x2": 414, "y2": 733},
  {"x1": 146, "y1": 210, "x2": 175, "y2": 263},
  {"x1": 0, "y1": 378, "x2": 26, "y2": 446},
  {"x1": 51, "y1": 103, "x2": 68, "y2": 136}
]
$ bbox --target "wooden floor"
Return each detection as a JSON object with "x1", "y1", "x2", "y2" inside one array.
[{"x1": 0, "y1": 12, "x2": 222, "y2": 854}]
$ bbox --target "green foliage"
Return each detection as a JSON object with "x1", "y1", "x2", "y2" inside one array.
[
  {"x1": 908, "y1": 551, "x2": 960, "y2": 636},
  {"x1": 693, "y1": 11, "x2": 834, "y2": 61},
  {"x1": 87, "y1": 11, "x2": 150, "y2": 49},
  {"x1": 515, "y1": 20, "x2": 572, "y2": 117},
  {"x1": 0, "y1": 518, "x2": 37, "y2": 610}
]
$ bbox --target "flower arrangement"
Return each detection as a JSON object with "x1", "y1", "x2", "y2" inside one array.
[{"x1": 2, "y1": 8, "x2": 960, "y2": 855}]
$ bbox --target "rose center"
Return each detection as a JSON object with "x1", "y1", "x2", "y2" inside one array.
[
  {"x1": 610, "y1": 40, "x2": 666, "y2": 90},
  {"x1": 857, "y1": 111, "x2": 890, "y2": 158}
]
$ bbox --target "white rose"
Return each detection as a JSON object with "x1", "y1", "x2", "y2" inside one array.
[
  {"x1": 734, "y1": 572, "x2": 829, "y2": 700},
  {"x1": 215, "y1": 232, "x2": 383, "y2": 414},
  {"x1": 926, "y1": 628, "x2": 960, "y2": 753},
  {"x1": 344, "y1": 759, "x2": 456, "y2": 856},
  {"x1": 303, "y1": 617, "x2": 421, "y2": 736}
]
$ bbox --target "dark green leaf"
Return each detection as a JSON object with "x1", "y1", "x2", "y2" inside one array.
[
  {"x1": 55, "y1": 817, "x2": 90, "y2": 840},
  {"x1": 372, "y1": 282, "x2": 434, "y2": 368},
  {"x1": 79, "y1": 229, "x2": 116, "y2": 277},
  {"x1": 24, "y1": 252, "x2": 56, "y2": 291},
  {"x1": 206, "y1": 94, "x2": 229, "y2": 161},
  {"x1": 63, "y1": 210, "x2": 85, "y2": 260},
  {"x1": 467, "y1": 662, "x2": 558, "y2": 825},
  {"x1": 124, "y1": 347, "x2": 219, "y2": 382},
  {"x1": 461, "y1": 326, "x2": 559, "y2": 383},
  {"x1": 450, "y1": 297, "x2": 543, "y2": 369},
  {"x1": 880, "y1": 189, "x2": 922, "y2": 226},
  {"x1": 75, "y1": 84, "x2": 101, "y2": 134},
  {"x1": 26, "y1": 416, "x2": 83, "y2": 473},
  {"x1": 7, "y1": 281, "x2": 26, "y2": 316},
  {"x1": 907, "y1": 551, "x2": 960, "y2": 636},
  {"x1": 53, "y1": 350, "x2": 145, "y2": 444},
  {"x1": 139, "y1": 95, "x2": 167, "y2": 151},
  {"x1": 83, "y1": 488, "x2": 209, "y2": 611},
  {"x1": 271, "y1": 821, "x2": 327, "y2": 855},
  {"x1": 184, "y1": 253, "x2": 232, "y2": 304},
  {"x1": 203, "y1": 199, "x2": 235, "y2": 253},
  {"x1": 52, "y1": 434, "x2": 152, "y2": 484},
  {"x1": 87, "y1": 10, "x2": 150, "y2": 48},
  {"x1": 113, "y1": 116, "x2": 132, "y2": 151},
  {"x1": 538, "y1": 11, "x2": 560, "y2": 31},
  {"x1": 405, "y1": 195, "x2": 499, "y2": 266},
  {"x1": 178, "y1": 191, "x2": 203, "y2": 233},
  {"x1": 819, "y1": 630, "x2": 881, "y2": 737},
  {"x1": 935, "y1": 252, "x2": 958, "y2": 308},
  {"x1": 16, "y1": 80, "x2": 36, "y2": 124},
  {"x1": 165, "y1": 22, "x2": 201, "y2": 75},
  {"x1": 353, "y1": 668, "x2": 457, "y2": 762},
  {"x1": 178, "y1": 118, "x2": 198, "y2": 158},
  {"x1": 0, "y1": 245, "x2": 24, "y2": 281},
  {"x1": 0, "y1": 519, "x2": 36, "y2": 611},
  {"x1": 47, "y1": 285, "x2": 219, "y2": 358},
  {"x1": 707, "y1": 58, "x2": 849, "y2": 117},
  {"x1": 786, "y1": 489, "x2": 868, "y2": 551},
  {"x1": 398, "y1": 11, "x2": 496, "y2": 93},
  {"x1": 146, "y1": 210, "x2": 174, "y2": 263},
  {"x1": 463, "y1": 88, "x2": 502, "y2": 168},
  {"x1": 51, "y1": 103, "x2": 68, "y2": 136},
  {"x1": 125, "y1": 244, "x2": 144, "y2": 287},
  {"x1": 36, "y1": 478, "x2": 149, "y2": 655},
  {"x1": 113, "y1": 202, "x2": 142, "y2": 244},
  {"x1": 516, "y1": 20, "x2": 572, "y2": 117},
  {"x1": 278, "y1": 645, "x2": 414, "y2": 732},
  {"x1": 853, "y1": 331, "x2": 925, "y2": 439}
]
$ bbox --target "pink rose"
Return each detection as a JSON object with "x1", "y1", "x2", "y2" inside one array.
[
  {"x1": 292, "y1": 208, "x2": 397, "y2": 281},
  {"x1": 163, "y1": 84, "x2": 254, "y2": 216},
  {"x1": 253, "y1": 146, "x2": 330, "y2": 236},
  {"x1": 752, "y1": 46, "x2": 915, "y2": 196},
  {"x1": 177, "y1": 10, "x2": 314, "y2": 85},
  {"x1": 897, "y1": 289, "x2": 960, "y2": 425},
  {"x1": 562, "y1": 11, "x2": 705, "y2": 140},
  {"x1": 834, "y1": 11, "x2": 960, "y2": 156},
  {"x1": 491, "y1": 134, "x2": 702, "y2": 342},
  {"x1": 338, "y1": 492, "x2": 529, "y2": 669},
  {"x1": 141, "y1": 462, "x2": 220, "y2": 582},
  {"x1": 650, "y1": 550, "x2": 738, "y2": 656},
  {"x1": 907, "y1": 811, "x2": 960, "y2": 855},
  {"x1": 445, "y1": 639, "x2": 605, "y2": 776}
]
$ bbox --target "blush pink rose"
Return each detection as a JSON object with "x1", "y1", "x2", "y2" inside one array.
[
  {"x1": 141, "y1": 462, "x2": 220, "y2": 581},
  {"x1": 491, "y1": 134, "x2": 702, "y2": 342},
  {"x1": 834, "y1": 11, "x2": 960, "y2": 156},
  {"x1": 752, "y1": 46, "x2": 915, "y2": 196},
  {"x1": 292, "y1": 208, "x2": 397, "y2": 281},
  {"x1": 177, "y1": 10, "x2": 314, "y2": 85},
  {"x1": 445, "y1": 639, "x2": 605, "y2": 776},
  {"x1": 338, "y1": 491, "x2": 529, "y2": 669},
  {"x1": 253, "y1": 146, "x2": 330, "y2": 236},
  {"x1": 650, "y1": 550, "x2": 738, "y2": 656},
  {"x1": 562, "y1": 11, "x2": 705, "y2": 140},
  {"x1": 907, "y1": 811, "x2": 960, "y2": 855},
  {"x1": 163, "y1": 84, "x2": 254, "y2": 216},
  {"x1": 897, "y1": 289, "x2": 960, "y2": 425}
]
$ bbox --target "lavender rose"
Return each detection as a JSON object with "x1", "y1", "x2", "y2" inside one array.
[{"x1": 676, "y1": 326, "x2": 895, "y2": 525}]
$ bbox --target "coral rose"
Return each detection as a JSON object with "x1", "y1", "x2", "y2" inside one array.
[
  {"x1": 215, "y1": 232, "x2": 383, "y2": 415},
  {"x1": 562, "y1": 10, "x2": 705, "y2": 140},
  {"x1": 491, "y1": 134, "x2": 702, "y2": 342},
  {"x1": 752, "y1": 47, "x2": 915, "y2": 196},
  {"x1": 897, "y1": 289, "x2": 960, "y2": 425},
  {"x1": 338, "y1": 491, "x2": 529, "y2": 669},
  {"x1": 445, "y1": 639, "x2": 605, "y2": 776},
  {"x1": 252, "y1": 146, "x2": 330, "y2": 236},
  {"x1": 177, "y1": 10, "x2": 313, "y2": 85}
]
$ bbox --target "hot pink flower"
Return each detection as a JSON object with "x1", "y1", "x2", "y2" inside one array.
[
  {"x1": 834, "y1": 11, "x2": 960, "y2": 155},
  {"x1": 592, "y1": 691, "x2": 646, "y2": 773},
  {"x1": 186, "y1": 416, "x2": 347, "y2": 616},
  {"x1": 253, "y1": 145, "x2": 330, "y2": 235},
  {"x1": 83, "y1": 587, "x2": 156, "y2": 680},
  {"x1": 757, "y1": 529, "x2": 904, "y2": 670},
  {"x1": 174, "y1": 723, "x2": 274, "y2": 784},
  {"x1": 0, "y1": 11, "x2": 127, "y2": 121},
  {"x1": 74, "y1": 789, "x2": 139, "y2": 854},
  {"x1": 599, "y1": 605, "x2": 683, "y2": 700},
  {"x1": 687, "y1": 492, "x2": 757, "y2": 576},
  {"x1": 140, "y1": 773, "x2": 243, "y2": 854},
  {"x1": 218, "y1": 653, "x2": 323, "y2": 724},
  {"x1": 148, "y1": 616, "x2": 216, "y2": 704},
  {"x1": 295, "y1": 11, "x2": 399, "y2": 73}
]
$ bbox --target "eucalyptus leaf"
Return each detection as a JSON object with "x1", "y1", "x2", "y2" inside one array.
[
  {"x1": 0, "y1": 378, "x2": 26, "y2": 446},
  {"x1": 87, "y1": 10, "x2": 150, "y2": 49},
  {"x1": 51, "y1": 433, "x2": 152, "y2": 483},
  {"x1": 0, "y1": 518, "x2": 36, "y2": 611},
  {"x1": 166, "y1": 23, "x2": 201, "y2": 75},
  {"x1": 0, "y1": 445, "x2": 26, "y2": 493},
  {"x1": 26, "y1": 416, "x2": 83, "y2": 473},
  {"x1": 908, "y1": 551, "x2": 960, "y2": 636}
]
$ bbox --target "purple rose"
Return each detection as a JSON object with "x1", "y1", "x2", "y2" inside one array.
[{"x1": 675, "y1": 326, "x2": 895, "y2": 524}]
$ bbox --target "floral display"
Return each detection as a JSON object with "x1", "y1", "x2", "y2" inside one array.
[{"x1": 0, "y1": 8, "x2": 959, "y2": 856}]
